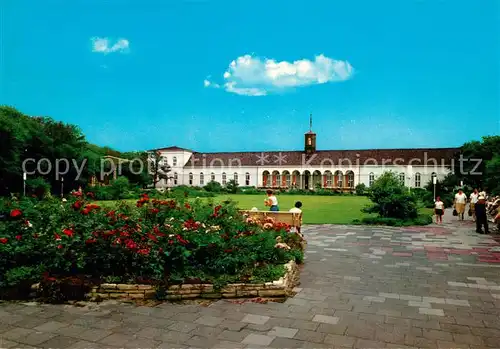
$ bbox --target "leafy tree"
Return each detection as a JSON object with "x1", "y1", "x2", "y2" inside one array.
[
  {"x1": 226, "y1": 179, "x2": 239, "y2": 194},
  {"x1": 149, "y1": 151, "x2": 172, "y2": 189},
  {"x1": 363, "y1": 171, "x2": 418, "y2": 219}
]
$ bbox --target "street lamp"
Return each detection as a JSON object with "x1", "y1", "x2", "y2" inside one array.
[
  {"x1": 433, "y1": 176, "x2": 437, "y2": 201},
  {"x1": 61, "y1": 177, "x2": 64, "y2": 197},
  {"x1": 23, "y1": 172, "x2": 27, "y2": 196}
]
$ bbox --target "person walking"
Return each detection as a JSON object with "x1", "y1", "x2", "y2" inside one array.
[
  {"x1": 469, "y1": 188, "x2": 479, "y2": 222},
  {"x1": 434, "y1": 196, "x2": 445, "y2": 224},
  {"x1": 474, "y1": 194, "x2": 489, "y2": 234},
  {"x1": 454, "y1": 189, "x2": 467, "y2": 220}
]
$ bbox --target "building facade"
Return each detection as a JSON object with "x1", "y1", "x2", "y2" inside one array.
[{"x1": 150, "y1": 129, "x2": 459, "y2": 191}]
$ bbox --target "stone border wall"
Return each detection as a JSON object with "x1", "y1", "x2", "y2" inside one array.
[{"x1": 89, "y1": 260, "x2": 297, "y2": 301}]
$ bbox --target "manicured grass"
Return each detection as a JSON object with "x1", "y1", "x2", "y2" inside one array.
[
  {"x1": 213, "y1": 194, "x2": 373, "y2": 224},
  {"x1": 96, "y1": 194, "x2": 433, "y2": 225}
]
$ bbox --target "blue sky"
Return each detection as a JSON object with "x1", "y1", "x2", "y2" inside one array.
[{"x1": 2, "y1": 0, "x2": 499, "y2": 153}]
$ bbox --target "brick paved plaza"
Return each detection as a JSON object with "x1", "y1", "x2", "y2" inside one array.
[{"x1": 1, "y1": 212, "x2": 499, "y2": 349}]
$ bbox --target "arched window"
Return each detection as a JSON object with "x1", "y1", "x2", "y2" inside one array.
[
  {"x1": 369, "y1": 172, "x2": 375, "y2": 187},
  {"x1": 200, "y1": 172, "x2": 204, "y2": 186},
  {"x1": 335, "y1": 171, "x2": 343, "y2": 188},
  {"x1": 245, "y1": 172, "x2": 250, "y2": 185},
  {"x1": 222, "y1": 172, "x2": 227, "y2": 185},
  {"x1": 172, "y1": 156, "x2": 177, "y2": 166},
  {"x1": 262, "y1": 171, "x2": 270, "y2": 187},
  {"x1": 211, "y1": 172, "x2": 215, "y2": 182},
  {"x1": 414, "y1": 172, "x2": 421, "y2": 188},
  {"x1": 347, "y1": 171, "x2": 355, "y2": 188},
  {"x1": 173, "y1": 172, "x2": 178, "y2": 185},
  {"x1": 234, "y1": 172, "x2": 238, "y2": 184},
  {"x1": 189, "y1": 173, "x2": 193, "y2": 185},
  {"x1": 399, "y1": 172, "x2": 405, "y2": 185}
]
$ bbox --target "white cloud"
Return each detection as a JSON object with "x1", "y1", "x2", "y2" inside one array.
[
  {"x1": 91, "y1": 37, "x2": 130, "y2": 54},
  {"x1": 204, "y1": 54, "x2": 354, "y2": 96}
]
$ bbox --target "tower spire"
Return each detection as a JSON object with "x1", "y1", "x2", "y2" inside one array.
[{"x1": 309, "y1": 113, "x2": 312, "y2": 132}]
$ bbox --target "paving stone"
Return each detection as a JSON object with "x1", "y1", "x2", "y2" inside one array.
[
  {"x1": 39, "y1": 335, "x2": 81, "y2": 349},
  {"x1": 312, "y1": 314, "x2": 339, "y2": 325},
  {"x1": 363, "y1": 296, "x2": 386, "y2": 303},
  {"x1": 194, "y1": 315, "x2": 225, "y2": 327},
  {"x1": 267, "y1": 326, "x2": 298, "y2": 338},
  {"x1": 293, "y1": 329, "x2": 325, "y2": 343},
  {"x1": 33, "y1": 320, "x2": 69, "y2": 332},
  {"x1": 167, "y1": 321, "x2": 199, "y2": 333},
  {"x1": 217, "y1": 329, "x2": 252, "y2": 343},
  {"x1": 241, "y1": 333, "x2": 275, "y2": 346},
  {"x1": 241, "y1": 314, "x2": 270, "y2": 325},
  {"x1": 408, "y1": 300, "x2": 432, "y2": 308},
  {"x1": 419, "y1": 307, "x2": 445, "y2": 316},
  {"x1": 156, "y1": 330, "x2": 193, "y2": 344}
]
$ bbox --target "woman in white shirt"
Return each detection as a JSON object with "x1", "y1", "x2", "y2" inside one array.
[
  {"x1": 454, "y1": 189, "x2": 467, "y2": 220},
  {"x1": 434, "y1": 196, "x2": 445, "y2": 224},
  {"x1": 264, "y1": 190, "x2": 279, "y2": 211}
]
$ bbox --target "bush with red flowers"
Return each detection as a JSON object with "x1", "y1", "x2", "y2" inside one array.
[{"x1": 0, "y1": 194, "x2": 303, "y2": 299}]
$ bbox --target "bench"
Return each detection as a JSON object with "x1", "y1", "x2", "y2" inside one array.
[{"x1": 239, "y1": 210, "x2": 302, "y2": 229}]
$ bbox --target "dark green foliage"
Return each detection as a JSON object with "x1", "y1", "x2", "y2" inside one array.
[
  {"x1": 225, "y1": 179, "x2": 239, "y2": 194},
  {"x1": 353, "y1": 214, "x2": 432, "y2": 227},
  {"x1": 363, "y1": 172, "x2": 419, "y2": 220},
  {"x1": 0, "y1": 106, "x2": 152, "y2": 197},
  {"x1": 355, "y1": 183, "x2": 368, "y2": 196},
  {"x1": 204, "y1": 180, "x2": 223, "y2": 193}
]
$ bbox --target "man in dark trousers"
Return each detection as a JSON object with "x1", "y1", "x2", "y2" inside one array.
[{"x1": 475, "y1": 194, "x2": 489, "y2": 234}]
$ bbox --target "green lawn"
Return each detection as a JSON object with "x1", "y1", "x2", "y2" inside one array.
[{"x1": 96, "y1": 194, "x2": 432, "y2": 225}]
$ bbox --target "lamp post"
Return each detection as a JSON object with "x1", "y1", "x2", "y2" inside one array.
[
  {"x1": 433, "y1": 176, "x2": 437, "y2": 201},
  {"x1": 61, "y1": 177, "x2": 64, "y2": 197},
  {"x1": 23, "y1": 172, "x2": 27, "y2": 196}
]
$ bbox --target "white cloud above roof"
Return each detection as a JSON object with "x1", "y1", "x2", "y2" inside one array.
[
  {"x1": 91, "y1": 37, "x2": 130, "y2": 54},
  {"x1": 205, "y1": 54, "x2": 354, "y2": 96}
]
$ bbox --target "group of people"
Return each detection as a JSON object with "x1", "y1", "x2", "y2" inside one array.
[{"x1": 434, "y1": 188, "x2": 499, "y2": 234}]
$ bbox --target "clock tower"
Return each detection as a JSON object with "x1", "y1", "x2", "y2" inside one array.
[{"x1": 304, "y1": 113, "x2": 316, "y2": 154}]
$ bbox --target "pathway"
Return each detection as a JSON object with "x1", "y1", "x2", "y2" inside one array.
[{"x1": 1, "y1": 213, "x2": 499, "y2": 348}]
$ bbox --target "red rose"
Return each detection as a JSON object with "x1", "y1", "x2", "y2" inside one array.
[
  {"x1": 63, "y1": 229, "x2": 74, "y2": 237},
  {"x1": 184, "y1": 203, "x2": 191, "y2": 210},
  {"x1": 54, "y1": 234, "x2": 62, "y2": 241},
  {"x1": 15, "y1": 235, "x2": 22, "y2": 241},
  {"x1": 85, "y1": 238, "x2": 97, "y2": 244},
  {"x1": 0, "y1": 237, "x2": 8, "y2": 244},
  {"x1": 10, "y1": 209, "x2": 22, "y2": 218},
  {"x1": 57, "y1": 244, "x2": 63, "y2": 249}
]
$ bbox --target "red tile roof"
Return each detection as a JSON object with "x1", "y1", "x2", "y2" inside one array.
[{"x1": 184, "y1": 148, "x2": 459, "y2": 168}]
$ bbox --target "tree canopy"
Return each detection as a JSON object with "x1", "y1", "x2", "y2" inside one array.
[{"x1": 0, "y1": 106, "x2": 152, "y2": 196}]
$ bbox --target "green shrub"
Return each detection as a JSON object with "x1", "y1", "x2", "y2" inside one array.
[
  {"x1": 353, "y1": 214, "x2": 432, "y2": 227},
  {"x1": 355, "y1": 183, "x2": 367, "y2": 196},
  {"x1": 364, "y1": 172, "x2": 418, "y2": 220},
  {"x1": 225, "y1": 179, "x2": 239, "y2": 194},
  {"x1": 26, "y1": 178, "x2": 51, "y2": 199},
  {"x1": 204, "y1": 181, "x2": 223, "y2": 193}
]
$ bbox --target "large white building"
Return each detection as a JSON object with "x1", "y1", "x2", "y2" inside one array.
[{"x1": 151, "y1": 127, "x2": 458, "y2": 191}]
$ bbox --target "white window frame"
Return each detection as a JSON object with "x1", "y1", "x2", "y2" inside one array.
[
  {"x1": 369, "y1": 172, "x2": 375, "y2": 187},
  {"x1": 415, "y1": 172, "x2": 421, "y2": 187},
  {"x1": 245, "y1": 172, "x2": 250, "y2": 186},
  {"x1": 222, "y1": 172, "x2": 227, "y2": 185},
  {"x1": 200, "y1": 172, "x2": 204, "y2": 186}
]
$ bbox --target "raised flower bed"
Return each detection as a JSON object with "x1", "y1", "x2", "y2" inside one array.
[{"x1": 0, "y1": 193, "x2": 304, "y2": 302}]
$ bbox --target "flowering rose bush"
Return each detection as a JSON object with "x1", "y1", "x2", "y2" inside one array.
[{"x1": 0, "y1": 193, "x2": 303, "y2": 297}]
